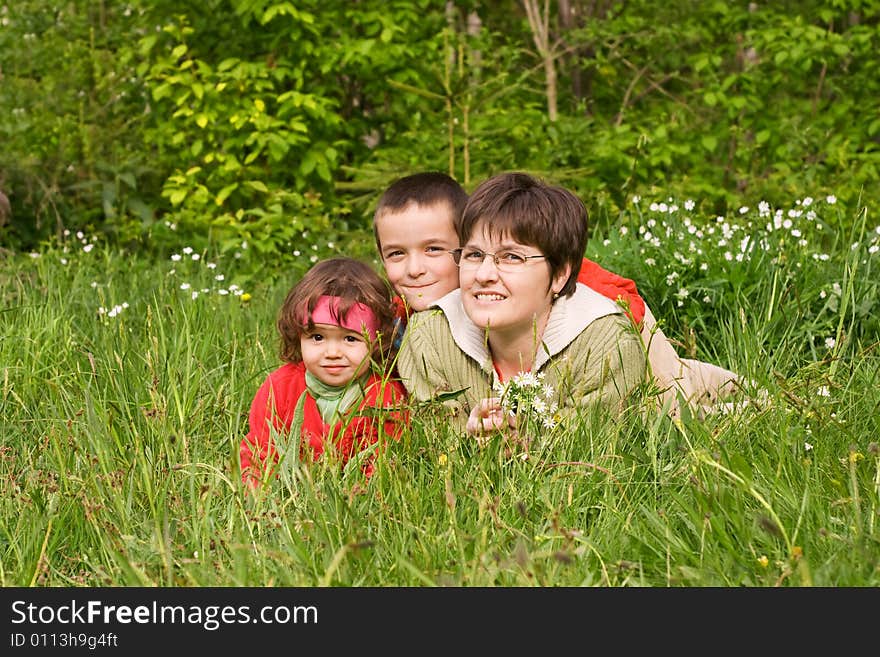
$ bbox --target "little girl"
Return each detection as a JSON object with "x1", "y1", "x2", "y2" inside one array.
[{"x1": 240, "y1": 257, "x2": 408, "y2": 489}]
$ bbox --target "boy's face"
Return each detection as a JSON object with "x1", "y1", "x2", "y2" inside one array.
[{"x1": 376, "y1": 201, "x2": 460, "y2": 312}]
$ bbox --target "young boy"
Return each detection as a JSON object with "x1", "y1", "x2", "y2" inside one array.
[{"x1": 373, "y1": 172, "x2": 742, "y2": 418}]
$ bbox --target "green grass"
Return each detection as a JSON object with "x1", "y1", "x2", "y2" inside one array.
[{"x1": 1, "y1": 198, "x2": 878, "y2": 586}]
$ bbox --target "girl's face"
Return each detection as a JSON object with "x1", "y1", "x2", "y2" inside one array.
[
  {"x1": 459, "y1": 224, "x2": 569, "y2": 338},
  {"x1": 300, "y1": 323, "x2": 371, "y2": 387}
]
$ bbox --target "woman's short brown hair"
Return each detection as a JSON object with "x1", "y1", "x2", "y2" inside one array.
[
  {"x1": 458, "y1": 172, "x2": 588, "y2": 297},
  {"x1": 276, "y1": 257, "x2": 398, "y2": 365}
]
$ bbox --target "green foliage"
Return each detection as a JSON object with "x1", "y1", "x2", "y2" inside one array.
[
  {"x1": 134, "y1": 0, "x2": 444, "y2": 257},
  {"x1": 0, "y1": 1, "x2": 159, "y2": 246},
  {"x1": 3, "y1": 0, "x2": 879, "y2": 256}
]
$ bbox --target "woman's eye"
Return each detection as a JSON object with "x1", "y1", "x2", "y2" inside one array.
[
  {"x1": 501, "y1": 252, "x2": 526, "y2": 265},
  {"x1": 462, "y1": 249, "x2": 485, "y2": 262}
]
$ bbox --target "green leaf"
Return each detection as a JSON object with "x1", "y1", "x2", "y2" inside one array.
[
  {"x1": 245, "y1": 180, "x2": 269, "y2": 193},
  {"x1": 701, "y1": 135, "x2": 718, "y2": 152},
  {"x1": 215, "y1": 183, "x2": 238, "y2": 206},
  {"x1": 386, "y1": 78, "x2": 446, "y2": 102},
  {"x1": 300, "y1": 151, "x2": 317, "y2": 175},
  {"x1": 434, "y1": 388, "x2": 470, "y2": 402}
]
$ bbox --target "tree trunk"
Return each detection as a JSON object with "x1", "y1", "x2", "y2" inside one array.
[{"x1": 523, "y1": 0, "x2": 558, "y2": 121}]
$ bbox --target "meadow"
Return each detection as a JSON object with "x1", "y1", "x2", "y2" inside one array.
[{"x1": 1, "y1": 194, "x2": 878, "y2": 587}]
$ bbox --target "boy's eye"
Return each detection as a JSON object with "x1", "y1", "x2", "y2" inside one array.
[
  {"x1": 426, "y1": 245, "x2": 448, "y2": 254},
  {"x1": 383, "y1": 249, "x2": 404, "y2": 260}
]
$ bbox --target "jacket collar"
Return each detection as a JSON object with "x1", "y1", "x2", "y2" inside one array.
[{"x1": 432, "y1": 283, "x2": 623, "y2": 373}]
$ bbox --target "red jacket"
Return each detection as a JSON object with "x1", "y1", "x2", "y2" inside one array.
[
  {"x1": 577, "y1": 257, "x2": 645, "y2": 326},
  {"x1": 393, "y1": 257, "x2": 646, "y2": 326},
  {"x1": 240, "y1": 362, "x2": 408, "y2": 487}
]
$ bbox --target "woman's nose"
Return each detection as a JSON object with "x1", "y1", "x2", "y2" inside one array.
[{"x1": 474, "y1": 254, "x2": 499, "y2": 281}]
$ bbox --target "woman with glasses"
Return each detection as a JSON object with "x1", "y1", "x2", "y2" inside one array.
[{"x1": 396, "y1": 172, "x2": 646, "y2": 437}]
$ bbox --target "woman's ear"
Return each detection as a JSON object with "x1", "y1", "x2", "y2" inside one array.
[{"x1": 551, "y1": 263, "x2": 571, "y2": 296}]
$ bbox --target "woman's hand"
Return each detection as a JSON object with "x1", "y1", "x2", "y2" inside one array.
[{"x1": 466, "y1": 397, "x2": 517, "y2": 441}]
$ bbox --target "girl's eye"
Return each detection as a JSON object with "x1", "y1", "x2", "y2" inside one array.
[
  {"x1": 309, "y1": 334, "x2": 324, "y2": 342},
  {"x1": 344, "y1": 335, "x2": 362, "y2": 344}
]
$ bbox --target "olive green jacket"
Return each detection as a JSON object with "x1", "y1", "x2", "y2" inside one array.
[{"x1": 397, "y1": 286, "x2": 647, "y2": 431}]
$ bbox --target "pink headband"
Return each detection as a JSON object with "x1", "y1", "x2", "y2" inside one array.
[{"x1": 305, "y1": 295, "x2": 380, "y2": 341}]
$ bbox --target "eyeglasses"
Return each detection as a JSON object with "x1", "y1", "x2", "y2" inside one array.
[{"x1": 449, "y1": 247, "x2": 548, "y2": 272}]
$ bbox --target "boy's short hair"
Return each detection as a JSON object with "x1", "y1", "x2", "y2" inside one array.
[
  {"x1": 459, "y1": 172, "x2": 587, "y2": 298},
  {"x1": 373, "y1": 172, "x2": 468, "y2": 251},
  {"x1": 277, "y1": 257, "x2": 398, "y2": 364}
]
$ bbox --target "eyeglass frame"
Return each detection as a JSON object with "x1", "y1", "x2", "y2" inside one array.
[{"x1": 448, "y1": 247, "x2": 548, "y2": 271}]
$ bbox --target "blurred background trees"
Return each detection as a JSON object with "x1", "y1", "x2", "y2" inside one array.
[{"x1": 2, "y1": 0, "x2": 878, "y2": 261}]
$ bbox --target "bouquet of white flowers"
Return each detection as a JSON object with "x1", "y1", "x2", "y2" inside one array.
[{"x1": 492, "y1": 372, "x2": 560, "y2": 457}]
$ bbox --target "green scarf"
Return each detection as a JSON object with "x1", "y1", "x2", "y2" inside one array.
[{"x1": 305, "y1": 370, "x2": 367, "y2": 424}]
